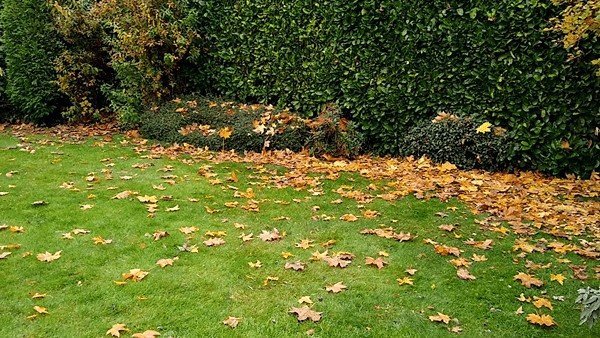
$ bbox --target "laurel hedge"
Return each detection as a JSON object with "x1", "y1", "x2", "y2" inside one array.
[
  {"x1": 1, "y1": 0, "x2": 64, "y2": 122},
  {"x1": 197, "y1": 0, "x2": 599, "y2": 177}
]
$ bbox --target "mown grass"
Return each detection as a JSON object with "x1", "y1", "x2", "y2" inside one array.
[{"x1": 0, "y1": 131, "x2": 598, "y2": 338}]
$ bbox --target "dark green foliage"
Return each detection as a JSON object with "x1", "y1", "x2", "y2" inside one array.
[
  {"x1": 139, "y1": 96, "x2": 311, "y2": 152},
  {"x1": 197, "y1": 0, "x2": 599, "y2": 177},
  {"x1": 400, "y1": 117, "x2": 511, "y2": 172},
  {"x1": 1, "y1": 0, "x2": 64, "y2": 122}
]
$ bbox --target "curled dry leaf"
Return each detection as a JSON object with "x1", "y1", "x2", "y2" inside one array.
[
  {"x1": 33, "y1": 306, "x2": 48, "y2": 314},
  {"x1": 156, "y1": 258, "x2": 177, "y2": 268},
  {"x1": 397, "y1": 277, "x2": 414, "y2": 286},
  {"x1": 0, "y1": 252, "x2": 11, "y2": 259},
  {"x1": 222, "y1": 316, "x2": 240, "y2": 328},
  {"x1": 339, "y1": 214, "x2": 358, "y2": 222},
  {"x1": 298, "y1": 296, "x2": 313, "y2": 304},
  {"x1": 532, "y1": 297, "x2": 553, "y2": 310},
  {"x1": 289, "y1": 306, "x2": 322, "y2": 322},
  {"x1": 153, "y1": 230, "x2": 169, "y2": 241}
]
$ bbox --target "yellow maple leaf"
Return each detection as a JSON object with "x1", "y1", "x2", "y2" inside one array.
[
  {"x1": 218, "y1": 127, "x2": 233, "y2": 139},
  {"x1": 106, "y1": 323, "x2": 129, "y2": 337},
  {"x1": 476, "y1": 122, "x2": 492, "y2": 134},
  {"x1": 550, "y1": 273, "x2": 565, "y2": 285},
  {"x1": 526, "y1": 313, "x2": 555, "y2": 327}
]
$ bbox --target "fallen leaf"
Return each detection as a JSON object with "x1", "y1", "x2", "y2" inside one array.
[
  {"x1": 106, "y1": 323, "x2": 129, "y2": 337},
  {"x1": 152, "y1": 230, "x2": 169, "y2": 241},
  {"x1": 259, "y1": 228, "x2": 282, "y2": 241},
  {"x1": 298, "y1": 296, "x2": 313, "y2": 304},
  {"x1": 526, "y1": 313, "x2": 555, "y2": 327},
  {"x1": 248, "y1": 260, "x2": 262, "y2": 268},
  {"x1": 204, "y1": 238, "x2": 225, "y2": 247},
  {"x1": 429, "y1": 312, "x2": 451, "y2": 324},
  {"x1": 36, "y1": 251, "x2": 62, "y2": 262},
  {"x1": 285, "y1": 261, "x2": 306, "y2": 271},
  {"x1": 365, "y1": 256, "x2": 387, "y2": 269},
  {"x1": 476, "y1": 122, "x2": 492, "y2": 134},
  {"x1": 326, "y1": 282, "x2": 347, "y2": 293},
  {"x1": 515, "y1": 306, "x2": 524, "y2": 315},
  {"x1": 166, "y1": 205, "x2": 180, "y2": 212},
  {"x1": 0, "y1": 252, "x2": 11, "y2": 259},
  {"x1": 93, "y1": 236, "x2": 112, "y2": 245},
  {"x1": 122, "y1": 269, "x2": 148, "y2": 282},
  {"x1": 456, "y1": 268, "x2": 476, "y2": 280},
  {"x1": 156, "y1": 258, "x2": 175, "y2": 268},
  {"x1": 31, "y1": 293, "x2": 46, "y2": 299},
  {"x1": 289, "y1": 306, "x2": 322, "y2": 322},
  {"x1": 218, "y1": 127, "x2": 233, "y2": 139},
  {"x1": 405, "y1": 268, "x2": 418, "y2": 275},
  {"x1": 340, "y1": 214, "x2": 358, "y2": 222},
  {"x1": 179, "y1": 227, "x2": 198, "y2": 235},
  {"x1": 514, "y1": 272, "x2": 544, "y2": 288},
  {"x1": 33, "y1": 306, "x2": 48, "y2": 314},
  {"x1": 131, "y1": 330, "x2": 161, "y2": 338},
  {"x1": 550, "y1": 273, "x2": 565, "y2": 285},
  {"x1": 222, "y1": 316, "x2": 240, "y2": 328},
  {"x1": 397, "y1": 277, "x2": 414, "y2": 286},
  {"x1": 295, "y1": 239, "x2": 314, "y2": 249},
  {"x1": 532, "y1": 297, "x2": 553, "y2": 310}
]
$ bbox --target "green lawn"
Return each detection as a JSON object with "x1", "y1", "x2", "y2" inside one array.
[{"x1": 0, "y1": 128, "x2": 598, "y2": 337}]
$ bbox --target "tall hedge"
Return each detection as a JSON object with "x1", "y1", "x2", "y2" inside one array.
[
  {"x1": 1, "y1": 0, "x2": 64, "y2": 122},
  {"x1": 199, "y1": 0, "x2": 599, "y2": 177}
]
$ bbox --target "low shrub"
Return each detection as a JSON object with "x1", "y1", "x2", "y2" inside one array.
[
  {"x1": 399, "y1": 113, "x2": 511, "y2": 171},
  {"x1": 139, "y1": 96, "x2": 363, "y2": 156},
  {"x1": 140, "y1": 97, "x2": 310, "y2": 152}
]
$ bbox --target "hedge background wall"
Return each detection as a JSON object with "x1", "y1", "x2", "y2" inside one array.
[
  {"x1": 1, "y1": 0, "x2": 64, "y2": 122},
  {"x1": 196, "y1": 0, "x2": 599, "y2": 177}
]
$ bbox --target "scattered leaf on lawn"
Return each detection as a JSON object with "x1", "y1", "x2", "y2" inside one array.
[
  {"x1": 365, "y1": 256, "x2": 387, "y2": 269},
  {"x1": 514, "y1": 272, "x2": 544, "y2": 288},
  {"x1": 0, "y1": 252, "x2": 11, "y2": 259},
  {"x1": 122, "y1": 269, "x2": 148, "y2": 282},
  {"x1": 179, "y1": 227, "x2": 198, "y2": 235},
  {"x1": 340, "y1": 214, "x2": 359, "y2": 222},
  {"x1": 248, "y1": 260, "x2": 262, "y2": 268},
  {"x1": 33, "y1": 306, "x2": 48, "y2": 314},
  {"x1": 156, "y1": 258, "x2": 176, "y2": 268},
  {"x1": 289, "y1": 306, "x2": 322, "y2": 322},
  {"x1": 397, "y1": 277, "x2": 414, "y2": 286},
  {"x1": 298, "y1": 296, "x2": 313, "y2": 304},
  {"x1": 259, "y1": 229, "x2": 282, "y2": 241},
  {"x1": 326, "y1": 282, "x2": 347, "y2": 293},
  {"x1": 429, "y1": 312, "x2": 451, "y2": 324},
  {"x1": 295, "y1": 239, "x2": 314, "y2": 249},
  {"x1": 93, "y1": 236, "x2": 112, "y2": 245},
  {"x1": 204, "y1": 238, "x2": 225, "y2": 247},
  {"x1": 222, "y1": 316, "x2": 240, "y2": 328},
  {"x1": 550, "y1": 273, "x2": 565, "y2": 285},
  {"x1": 456, "y1": 268, "x2": 476, "y2": 280},
  {"x1": 405, "y1": 268, "x2": 418, "y2": 275},
  {"x1": 532, "y1": 297, "x2": 553, "y2": 310},
  {"x1": 526, "y1": 313, "x2": 555, "y2": 327},
  {"x1": 106, "y1": 323, "x2": 129, "y2": 337},
  {"x1": 36, "y1": 251, "x2": 62, "y2": 262},
  {"x1": 285, "y1": 261, "x2": 306, "y2": 271},
  {"x1": 31, "y1": 293, "x2": 46, "y2": 299},
  {"x1": 131, "y1": 330, "x2": 161, "y2": 338},
  {"x1": 153, "y1": 230, "x2": 169, "y2": 241}
]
